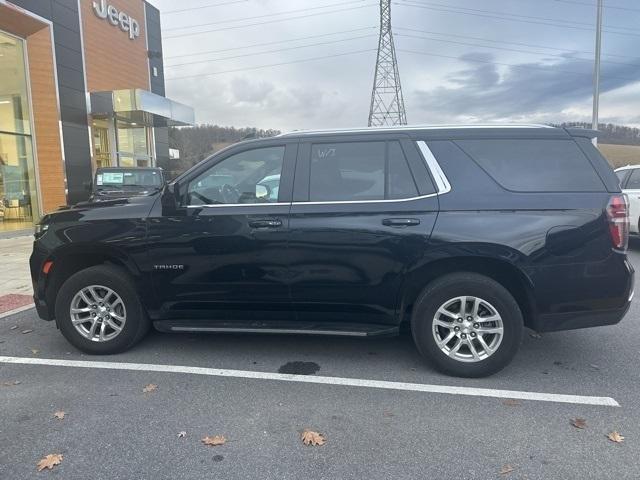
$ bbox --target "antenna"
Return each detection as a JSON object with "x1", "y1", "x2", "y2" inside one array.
[{"x1": 368, "y1": 0, "x2": 407, "y2": 127}]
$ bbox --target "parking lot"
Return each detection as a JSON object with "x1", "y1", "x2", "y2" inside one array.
[{"x1": 1, "y1": 246, "x2": 639, "y2": 479}]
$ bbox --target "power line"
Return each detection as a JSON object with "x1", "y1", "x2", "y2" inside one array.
[
  {"x1": 397, "y1": 49, "x2": 640, "y2": 82},
  {"x1": 165, "y1": 0, "x2": 367, "y2": 31},
  {"x1": 401, "y1": 0, "x2": 637, "y2": 31},
  {"x1": 395, "y1": 32, "x2": 640, "y2": 68},
  {"x1": 163, "y1": 0, "x2": 248, "y2": 15},
  {"x1": 164, "y1": 27, "x2": 376, "y2": 59},
  {"x1": 164, "y1": 4, "x2": 378, "y2": 39},
  {"x1": 549, "y1": 0, "x2": 640, "y2": 13},
  {"x1": 165, "y1": 34, "x2": 377, "y2": 67},
  {"x1": 165, "y1": 49, "x2": 376, "y2": 81},
  {"x1": 394, "y1": 1, "x2": 640, "y2": 37},
  {"x1": 395, "y1": 27, "x2": 640, "y2": 61}
]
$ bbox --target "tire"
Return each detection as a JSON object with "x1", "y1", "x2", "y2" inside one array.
[
  {"x1": 411, "y1": 272, "x2": 523, "y2": 378},
  {"x1": 55, "y1": 265, "x2": 150, "y2": 354}
]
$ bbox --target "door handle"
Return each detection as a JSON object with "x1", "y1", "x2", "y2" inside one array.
[
  {"x1": 382, "y1": 218, "x2": 421, "y2": 227},
  {"x1": 249, "y1": 219, "x2": 282, "y2": 228}
]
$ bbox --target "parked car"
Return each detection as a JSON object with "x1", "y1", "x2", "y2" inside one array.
[
  {"x1": 615, "y1": 165, "x2": 640, "y2": 235},
  {"x1": 89, "y1": 167, "x2": 164, "y2": 201},
  {"x1": 30, "y1": 125, "x2": 634, "y2": 377}
]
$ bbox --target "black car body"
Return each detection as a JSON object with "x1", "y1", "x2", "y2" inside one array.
[{"x1": 30, "y1": 125, "x2": 634, "y2": 377}]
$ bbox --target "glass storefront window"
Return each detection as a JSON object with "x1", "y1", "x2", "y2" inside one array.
[
  {"x1": 0, "y1": 31, "x2": 38, "y2": 232},
  {"x1": 92, "y1": 118, "x2": 114, "y2": 168},
  {"x1": 116, "y1": 120, "x2": 153, "y2": 167}
]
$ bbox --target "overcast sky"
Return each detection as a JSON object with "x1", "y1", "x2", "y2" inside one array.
[{"x1": 151, "y1": 0, "x2": 640, "y2": 131}]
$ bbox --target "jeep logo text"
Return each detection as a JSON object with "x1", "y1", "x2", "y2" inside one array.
[{"x1": 92, "y1": 0, "x2": 140, "y2": 40}]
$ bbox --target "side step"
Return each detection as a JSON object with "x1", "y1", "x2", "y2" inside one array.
[{"x1": 153, "y1": 320, "x2": 399, "y2": 337}]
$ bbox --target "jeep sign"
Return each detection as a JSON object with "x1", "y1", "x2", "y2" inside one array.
[{"x1": 92, "y1": 0, "x2": 140, "y2": 40}]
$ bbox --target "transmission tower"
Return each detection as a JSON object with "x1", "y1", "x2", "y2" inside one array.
[{"x1": 368, "y1": 0, "x2": 407, "y2": 127}]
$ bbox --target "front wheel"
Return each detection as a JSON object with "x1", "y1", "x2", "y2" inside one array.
[
  {"x1": 55, "y1": 265, "x2": 149, "y2": 354},
  {"x1": 411, "y1": 272, "x2": 524, "y2": 377}
]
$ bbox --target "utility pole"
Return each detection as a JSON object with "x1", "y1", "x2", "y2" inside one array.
[
  {"x1": 592, "y1": 0, "x2": 603, "y2": 144},
  {"x1": 368, "y1": 0, "x2": 407, "y2": 127}
]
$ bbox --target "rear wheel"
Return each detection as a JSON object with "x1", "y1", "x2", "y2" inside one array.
[
  {"x1": 411, "y1": 272, "x2": 523, "y2": 377},
  {"x1": 55, "y1": 265, "x2": 149, "y2": 354}
]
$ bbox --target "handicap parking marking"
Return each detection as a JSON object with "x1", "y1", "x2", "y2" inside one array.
[{"x1": 0, "y1": 355, "x2": 619, "y2": 407}]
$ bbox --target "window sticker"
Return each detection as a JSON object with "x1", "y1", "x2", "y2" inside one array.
[
  {"x1": 96, "y1": 174, "x2": 103, "y2": 186},
  {"x1": 102, "y1": 172, "x2": 124, "y2": 184}
]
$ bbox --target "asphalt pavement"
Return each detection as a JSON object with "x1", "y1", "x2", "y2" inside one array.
[{"x1": 2, "y1": 245, "x2": 640, "y2": 479}]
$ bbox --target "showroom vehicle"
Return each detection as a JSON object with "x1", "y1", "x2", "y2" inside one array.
[
  {"x1": 88, "y1": 167, "x2": 164, "y2": 201},
  {"x1": 30, "y1": 125, "x2": 634, "y2": 377},
  {"x1": 615, "y1": 165, "x2": 640, "y2": 235}
]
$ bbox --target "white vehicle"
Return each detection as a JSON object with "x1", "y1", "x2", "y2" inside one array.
[{"x1": 615, "y1": 165, "x2": 640, "y2": 234}]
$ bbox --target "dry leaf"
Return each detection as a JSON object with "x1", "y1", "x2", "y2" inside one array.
[
  {"x1": 10, "y1": 325, "x2": 18, "y2": 330},
  {"x1": 21, "y1": 329, "x2": 33, "y2": 334},
  {"x1": 502, "y1": 399, "x2": 521, "y2": 406},
  {"x1": 53, "y1": 411, "x2": 65, "y2": 420},
  {"x1": 570, "y1": 418, "x2": 587, "y2": 429},
  {"x1": 2, "y1": 380, "x2": 21, "y2": 386},
  {"x1": 529, "y1": 332, "x2": 542, "y2": 339},
  {"x1": 607, "y1": 431, "x2": 624, "y2": 443},
  {"x1": 177, "y1": 431, "x2": 186, "y2": 438},
  {"x1": 142, "y1": 383, "x2": 157, "y2": 393},
  {"x1": 301, "y1": 430, "x2": 326, "y2": 446},
  {"x1": 500, "y1": 464, "x2": 515, "y2": 475},
  {"x1": 36, "y1": 453, "x2": 63, "y2": 472},
  {"x1": 202, "y1": 435, "x2": 226, "y2": 446},
  {"x1": 383, "y1": 410, "x2": 394, "y2": 417},
  {"x1": 31, "y1": 349, "x2": 39, "y2": 355}
]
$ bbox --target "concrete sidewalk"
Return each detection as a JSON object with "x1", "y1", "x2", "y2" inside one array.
[{"x1": 0, "y1": 235, "x2": 34, "y2": 314}]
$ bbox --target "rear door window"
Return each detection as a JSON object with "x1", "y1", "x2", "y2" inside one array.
[
  {"x1": 626, "y1": 169, "x2": 640, "y2": 190},
  {"x1": 456, "y1": 139, "x2": 605, "y2": 192},
  {"x1": 308, "y1": 141, "x2": 419, "y2": 202}
]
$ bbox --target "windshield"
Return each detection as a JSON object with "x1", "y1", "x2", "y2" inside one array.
[{"x1": 95, "y1": 170, "x2": 163, "y2": 190}]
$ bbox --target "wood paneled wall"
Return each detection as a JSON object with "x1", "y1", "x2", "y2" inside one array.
[
  {"x1": 27, "y1": 28, "x2": 67, "y2": 213},
  {"x1": 80, "y1": 0, "x2": 150, "y2": 92}
]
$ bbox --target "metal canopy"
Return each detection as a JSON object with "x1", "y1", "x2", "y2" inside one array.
[{"x1": 90, "y1": 89, "x2": 194, "y2": 126}]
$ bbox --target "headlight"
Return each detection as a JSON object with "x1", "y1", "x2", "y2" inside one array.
[{"x1": 34, "y1": 223, "x2": 49, "y2": 238}]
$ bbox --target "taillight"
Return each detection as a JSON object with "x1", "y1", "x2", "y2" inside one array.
[{"x1": 606, "y1": 194, "x2": 629, "y2": 251}]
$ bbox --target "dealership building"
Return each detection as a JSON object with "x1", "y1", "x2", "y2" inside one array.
[{"x1": 0, "y1": 0, "x2": 194, "y2": 232}]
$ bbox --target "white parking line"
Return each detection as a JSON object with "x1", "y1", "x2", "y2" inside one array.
[{"x1": 0, "y1": 355, "x2": 619, "y2": 407}]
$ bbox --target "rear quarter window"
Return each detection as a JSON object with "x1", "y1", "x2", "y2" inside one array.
[{"x1": 455, "y1": 139, "x2": 605, "y2": 192}]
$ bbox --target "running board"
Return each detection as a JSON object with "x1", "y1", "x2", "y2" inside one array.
[{"x1": 153, "y1": 320, "x2": 399, "y2": 337}]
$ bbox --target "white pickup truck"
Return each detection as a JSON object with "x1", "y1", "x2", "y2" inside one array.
[{"x1": 615, "y1": 165, "x2": 640, "y2": 234}]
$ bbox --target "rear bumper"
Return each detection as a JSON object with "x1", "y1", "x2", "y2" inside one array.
[
  {"x1": 535, "y1": 257, "x2": 634, "y2": 332},
  {"x1": 536, "y1": 301, "x2": 631, "y2": 332}
]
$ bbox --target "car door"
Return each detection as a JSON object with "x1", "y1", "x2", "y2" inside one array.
[
  {"x1": 623, "y1": 168, "x2": 640, "y2": 233},
  {"x1": 147, "y1": 140, "x2": 297, "y2": 324},
  {"x1": 287, "y1": 134, "x2": 439, "y2": 327}
]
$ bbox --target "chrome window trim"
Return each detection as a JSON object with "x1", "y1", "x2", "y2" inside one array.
[
  {"x1": 186, "y1": 202, "x2": 290, "y2": 208},
  {"x1": 416, "y1": 140, "x2": 451, "y2": 195}
]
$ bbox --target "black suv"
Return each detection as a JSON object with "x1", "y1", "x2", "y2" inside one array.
[{"x1": 30, "y1": 125, "x2": 634, "y2": 377}]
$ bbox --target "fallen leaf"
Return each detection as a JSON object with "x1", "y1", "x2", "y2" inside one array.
[
  {"x1": 202, "y1": 435, "x2": 226, "y2": 446},
  {"x1": 142, "y1": 383, "x2": 157, "y2": 393},
  {"x1": 570, "y1": 418, "x2": 587, "y2": 429},
  {"x1": 589, "y1": 364, "x2": 600, "y2": 370},
  {"x1": 53, "y1": 411, "x2": 65, "y2": 420},
  {"x1": 21, "y1": 329, "x2": 33, "y2": 334},
  {"x1": 36, "y1": 453, "x2": 63, "y2": 472},
  {"x1": 607, "y1": 431, "x2": 624, "y2": 443},
  {"x1": 31, "y1": 349, "x2": 39, "y2": 355},
  {"x1": 383, "y1": 410, "x2": 394, "y2": 417},
  {"x1": 301, "y1": 429, "x2": 326, "y2": 446},
  {"x1": 500, "y1": 464, "x2": 515, "y2": 475},
  {"x1": 10, "y1": 325, "x2": 18, "y2": 330},
  {"x1": 529, "y1": 332, "x2": 542, "y2": 339},
  {"x1": 177, "y1": 431, "x2": 186, "y2": 438},
  {"x1": 2, "y1": 380, "x2": 21, "y2": 386},
  {"x1": 502, "y1": 399, "x2": 521, "y2": 406}
]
